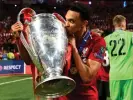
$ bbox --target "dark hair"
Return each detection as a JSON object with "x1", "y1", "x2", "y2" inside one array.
[{"x1": 68, "y1": 1, "x2": 90, "y2": 22}]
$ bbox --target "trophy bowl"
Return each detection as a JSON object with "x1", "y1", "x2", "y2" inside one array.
[{"x1": 26, "y1": 13, "x2": 76, "y2": 98}]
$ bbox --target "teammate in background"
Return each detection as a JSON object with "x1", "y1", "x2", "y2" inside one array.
[
  {"x1": 97, "y1": 49, "x2": 110, "y2": 100},
  {"x1": 105, "y1": 15, "x2": 133, "y2": 100},
  {"x1": 96, "y1": 30, "x2": 111, "y2": 100}
]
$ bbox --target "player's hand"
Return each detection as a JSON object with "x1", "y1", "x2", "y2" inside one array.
[
  {"x1": 11, "y1": 21, "x2": 23, "y2": 32},
  {"x1": 91, "y1": 28, "x2": 103, "y2": 36},
  {"x1": 36, "y1": 75, "x2": 41, "y2": 83},
  {"x1": 36, "y1": 72, "x2": 43, "y2": 83},
  {"x1": 68, "y1": 35, "x2": 76, "y2": 49},
  {"x1": 11, "y1": 21, "x2": 24, "y2": 38}
]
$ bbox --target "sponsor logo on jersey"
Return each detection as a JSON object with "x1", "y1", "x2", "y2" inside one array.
[{"x1": 94, "y1": 46, "x2": 105, "y2": 60}]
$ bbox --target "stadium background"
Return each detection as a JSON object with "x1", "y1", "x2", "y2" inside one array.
[{"x1": 0, "y1": 0, "x2": 133, "y2": 100}]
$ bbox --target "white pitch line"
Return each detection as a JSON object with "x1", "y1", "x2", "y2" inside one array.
[{"x1": 0, "y1": 77, "x2": 32, "y2": 86}]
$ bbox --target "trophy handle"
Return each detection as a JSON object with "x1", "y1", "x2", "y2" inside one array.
[
  {"x1": 17, "y1": 8, "x2": 36, "y2": 23},
  {"x1": 17, "y1": 13, "x2": 76, "y2": 98},
  {"x1": 17, "y1": 8, "x2": 44, "y2": 72},
  {"x1": 53, "y1": 13, "x2": 66, "y2": 25}
]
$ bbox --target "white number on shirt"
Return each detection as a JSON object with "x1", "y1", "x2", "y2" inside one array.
[{"x1": 102, "y1": 50, "x2": 110, "y2": 67}]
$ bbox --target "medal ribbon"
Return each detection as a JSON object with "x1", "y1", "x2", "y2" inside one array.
[{"x1": 78, "y1": 30, "x2": 91, "y2": 54}]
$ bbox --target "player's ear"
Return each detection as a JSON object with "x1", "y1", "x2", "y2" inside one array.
[{"x1": 82, "y1": 20, "x2": 88, "y2": 27}]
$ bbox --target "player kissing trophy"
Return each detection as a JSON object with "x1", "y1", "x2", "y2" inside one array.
[{"x1": 17, "y1": 8, "x2": 76, "y2": 98}]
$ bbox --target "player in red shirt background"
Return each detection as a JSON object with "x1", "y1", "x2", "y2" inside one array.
[
  {"x1": 97, "y1": 30, "x2": 112, "y2": 100},
  {"x1": 97, "y1": 50, "x2": 110, "y2": 100}
]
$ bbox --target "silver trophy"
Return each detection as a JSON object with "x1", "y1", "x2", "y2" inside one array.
[{"x1": 17, "y1": 8, "x2": 76, "y2": 98}]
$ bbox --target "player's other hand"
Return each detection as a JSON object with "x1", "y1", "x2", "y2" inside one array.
[
  {"x1": 11, "y1": 21, "x2": 24, "y2": 38},
  {"x1": 11, "y1": 21, "x2": 23, "y2": 32}
]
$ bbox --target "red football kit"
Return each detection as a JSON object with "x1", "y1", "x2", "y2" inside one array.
[{"x1": 55, "y1": 32, "x2": 106, "y2": 100}]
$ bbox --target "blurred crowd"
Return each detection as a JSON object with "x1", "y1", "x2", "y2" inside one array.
[
  {"x1": 0, "y1": 9, "x2": 133, "y2": 61},
  {"x1": 0, "y1": 16, "x2": 20, "y2": 60}
]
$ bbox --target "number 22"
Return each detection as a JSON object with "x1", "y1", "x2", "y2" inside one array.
[{"x1": 109, "y1": 38, "x2": 126, "y2": 56}]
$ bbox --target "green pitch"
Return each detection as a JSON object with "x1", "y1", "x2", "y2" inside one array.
[
  {"x1": 0, "y1": 75, "x2": 35, "y2": 100},
  {"x1": 0, "y1": 75, "x2": 111, "y2": 100}
]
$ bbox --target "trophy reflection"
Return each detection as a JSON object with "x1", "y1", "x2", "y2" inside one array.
[{"x1": 18, "y1": 8, "x2": 76, "y2": 98}]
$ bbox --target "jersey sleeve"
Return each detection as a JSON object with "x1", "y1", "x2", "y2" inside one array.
[{"x1": 88, "y1": 37, "x2": 106, "y2": 63}]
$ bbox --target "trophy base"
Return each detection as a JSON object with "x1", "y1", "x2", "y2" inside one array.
[{"x1": 35, "y1": 75, "x2": 76, "y2": 98}]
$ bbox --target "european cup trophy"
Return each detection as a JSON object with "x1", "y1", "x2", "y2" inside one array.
[{"x1": 17, "y1": 8, "x2": 76, "y2": 98}]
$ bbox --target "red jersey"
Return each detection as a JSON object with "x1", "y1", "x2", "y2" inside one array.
[{"x1": 55, "y1": 32, "x2": 106, "y2": 100}]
